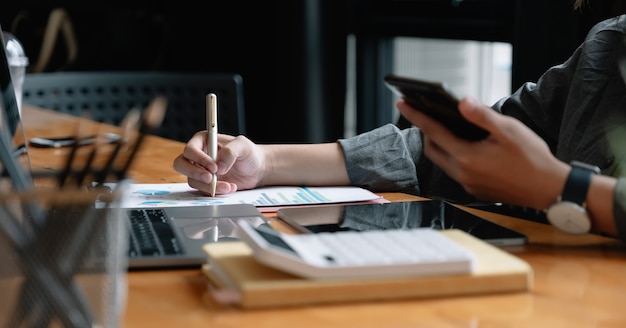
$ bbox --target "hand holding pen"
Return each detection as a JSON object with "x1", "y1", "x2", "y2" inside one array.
[{"x1": 207, "y1": 93, "x2": 218, "y2": 197}]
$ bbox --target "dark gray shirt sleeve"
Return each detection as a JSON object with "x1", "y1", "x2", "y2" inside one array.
[
  {"x1": 338, "y1": 124, "x2": 477, "y2": 204},
  {"x1": 494, "y1": 15, "x2": 626, "y2": 173},
  {"x1": 337, "y1": 124, "x2": 421, "y2": 195}
]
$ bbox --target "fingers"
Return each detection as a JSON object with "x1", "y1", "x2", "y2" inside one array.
[
  {"x1": 421, "y1": 136, "x2": 452, "y2": 168},
  {"x1": 458, "y1": 97, "x2": 497, "y2": 128},
  {"x1": 213, "y1": 135, "x2": 254, "y2": 175},
  {"x1": 186, "y1": 131, "x2": 216, "y2": 171},
  {"x1": 174, "y1": 132, "x2": 255, "y2": 185},
  {"x1": 173, "y1": 153, "x2": 213, "y2": 183},
  {"x1": 396, "y1": 100, "x2": 451, "y2": 138},
  {"x1": 173, "y1": 131, "x2": 221, "y2": 183},
  {"x1": 187, "y1": 177, "x2": 238, "y2": 196},
  {"x1": 214, "y1": 134, "x2": 240, "y2": 174},
  {"x1": 398, "y1": 96, "x2": 509, "y2": 145},
  {"x1": 396, "y1": 98, "x2": 473, "y2": 179},
  {"x1": 396, "y1": 99, "x2": 466, "y2": 153}
]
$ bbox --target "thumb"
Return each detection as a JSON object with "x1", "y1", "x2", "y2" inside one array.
[{"x1": 458, "y1": 96, "x2": 500, "y2": 133}]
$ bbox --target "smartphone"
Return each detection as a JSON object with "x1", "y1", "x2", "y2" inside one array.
[
  {"x1": 277, "y1": 200, "x2": 527, "y2": 247},
  {"x1": 384, "y1": 74, "x2": 489, "y2": 141}
]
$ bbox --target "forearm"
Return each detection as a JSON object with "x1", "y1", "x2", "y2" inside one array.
[
  {"x1": 260, "y1": 142, "x2": 350, "y2": 186},
  {"x1": 587, "y1": 175, "x2": 618, "y2": 236}
]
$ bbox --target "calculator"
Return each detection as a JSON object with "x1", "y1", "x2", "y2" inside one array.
[{"x1": 236, "y1": 221, "x2": 476, "y2": 280}]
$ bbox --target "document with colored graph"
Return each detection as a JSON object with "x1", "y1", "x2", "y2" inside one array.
[{"x1": 110, "y1": 183, "x2": 385, "y2": 212}]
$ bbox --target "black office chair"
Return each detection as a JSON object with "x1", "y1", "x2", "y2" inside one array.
[{"x1": 21, "y1": 71, "x2": 246, "y2": 142}]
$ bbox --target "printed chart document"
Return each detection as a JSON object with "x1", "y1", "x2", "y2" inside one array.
[{"x1": 109, "y1": 183, "x2": 385, "y2": 212}]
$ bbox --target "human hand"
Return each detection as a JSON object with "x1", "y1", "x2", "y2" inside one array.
[
  {"x1": 396, "y1": 96, "x2": 570, "y2": 210},
  {"x1": 173, "y1": 132, "x2": 266, "y2": 195}
]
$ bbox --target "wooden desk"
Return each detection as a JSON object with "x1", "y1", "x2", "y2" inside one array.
[{"x1": 22, "y1": 105, "x2": 626, "y2": 327}]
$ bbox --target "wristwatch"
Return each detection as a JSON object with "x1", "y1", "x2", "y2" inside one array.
[{"x1": 545, "y1": 161, "x2": 600, "y2": 234}]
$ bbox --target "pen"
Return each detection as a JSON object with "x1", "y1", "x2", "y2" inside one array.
[{"x1": 207, "y1": 93, "x2": 218, "y2": 197}]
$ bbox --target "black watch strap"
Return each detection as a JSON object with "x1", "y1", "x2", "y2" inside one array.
[{"x1": 561, "y1": 161, "x2": 600, "y2": 205}]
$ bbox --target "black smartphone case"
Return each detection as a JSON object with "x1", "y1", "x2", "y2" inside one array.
[{"x1": 384, "y1": 74, "x2": 489, "y2": 141}]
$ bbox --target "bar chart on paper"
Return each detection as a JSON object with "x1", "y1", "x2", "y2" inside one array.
[
  {"x1": 111, "y1": 183, "x2": 384, "y2": 210},
  {"x1": 252, "y1": 187, "x2": 333, "y2": 205}
]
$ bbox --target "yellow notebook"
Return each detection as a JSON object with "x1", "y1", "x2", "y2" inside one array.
[{"x1": 202, "y1": 229, "x2": 533, "y2": 309}]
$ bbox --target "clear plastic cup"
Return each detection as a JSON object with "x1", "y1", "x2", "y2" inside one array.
[{"x1": 2, "y1": 32, "x2": 29, "y2": 116}]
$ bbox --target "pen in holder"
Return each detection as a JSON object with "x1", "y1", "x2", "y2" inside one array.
[{"x1": 0, "y1": 182, "x2": 130, "y2": 328}]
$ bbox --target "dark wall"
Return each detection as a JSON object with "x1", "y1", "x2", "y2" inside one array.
[
  {"x1": 514, "y1": 0, "x2": 626, "y2": 90},
  {"x1": 2, "y1": 1, "x2": 625, "y2": 144},
  {"x1": 1, "y1": 2, "x2": 297, "y2": 143},
  {"x1": 1, "y1": 1, "x2": 351, "y2": 144}
]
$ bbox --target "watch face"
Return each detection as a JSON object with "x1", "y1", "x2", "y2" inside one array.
[{"x1": 546, "y1": 202, "x2": 591, "y2": 234}]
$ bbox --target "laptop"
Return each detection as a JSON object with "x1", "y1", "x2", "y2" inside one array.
[{"x1": 0, "y1": 25, "x2": 268, "y2": 270}]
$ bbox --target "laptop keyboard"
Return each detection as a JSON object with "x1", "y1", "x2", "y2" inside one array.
[{"x1": 127, "y1": 208, "x2": 183, "y2": 257}]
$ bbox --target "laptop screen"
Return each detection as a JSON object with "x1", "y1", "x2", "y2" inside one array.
[{"x1": 0, "y1": 25, "x2": 32, "y2": 191}]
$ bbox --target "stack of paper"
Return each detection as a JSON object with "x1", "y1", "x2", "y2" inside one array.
[{"x1": 201, "y1": 229, "x2": 533, "y2": 309}]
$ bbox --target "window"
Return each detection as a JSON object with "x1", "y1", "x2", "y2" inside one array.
[{"x1": 345, "y1": 37, "x2": 512, "y2": 137}]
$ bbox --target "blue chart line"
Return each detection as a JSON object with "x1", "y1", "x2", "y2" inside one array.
[
  {"x1": 249, "y1": 187, "x2": 332, "y2": 206},
  {"x1": 133, "y1": 189, "x2": 170, "y2": 196}
]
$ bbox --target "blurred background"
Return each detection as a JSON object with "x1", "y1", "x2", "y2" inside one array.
[{"x1": 2, "y1": 0, "x2": 625, "y2": 143}]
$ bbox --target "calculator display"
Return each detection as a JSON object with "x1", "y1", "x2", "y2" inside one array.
[{"x1": 254, "y1": 226, "x2": 298, "y2": 256}]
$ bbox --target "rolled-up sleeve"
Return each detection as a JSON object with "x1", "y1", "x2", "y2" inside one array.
[
  {"x1": 338, "y1": 124, "x2": 422, "y2": 194},
  {"x1": 337, "y1": 124, "x2": 475, "y2": 204}
]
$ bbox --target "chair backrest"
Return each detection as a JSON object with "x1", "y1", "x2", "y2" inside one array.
[{"x1": 21, "y1": 71, "x2": 245, "y2": 142}]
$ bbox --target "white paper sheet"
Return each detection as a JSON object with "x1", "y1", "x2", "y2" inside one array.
[{"x1": 111, "y1": 183, "x2": 384, "y2": 212}]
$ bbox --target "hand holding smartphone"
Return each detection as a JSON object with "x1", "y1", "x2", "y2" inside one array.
[{"x1": 384, "y1": 74, "x2": 489, "y2": 141}]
